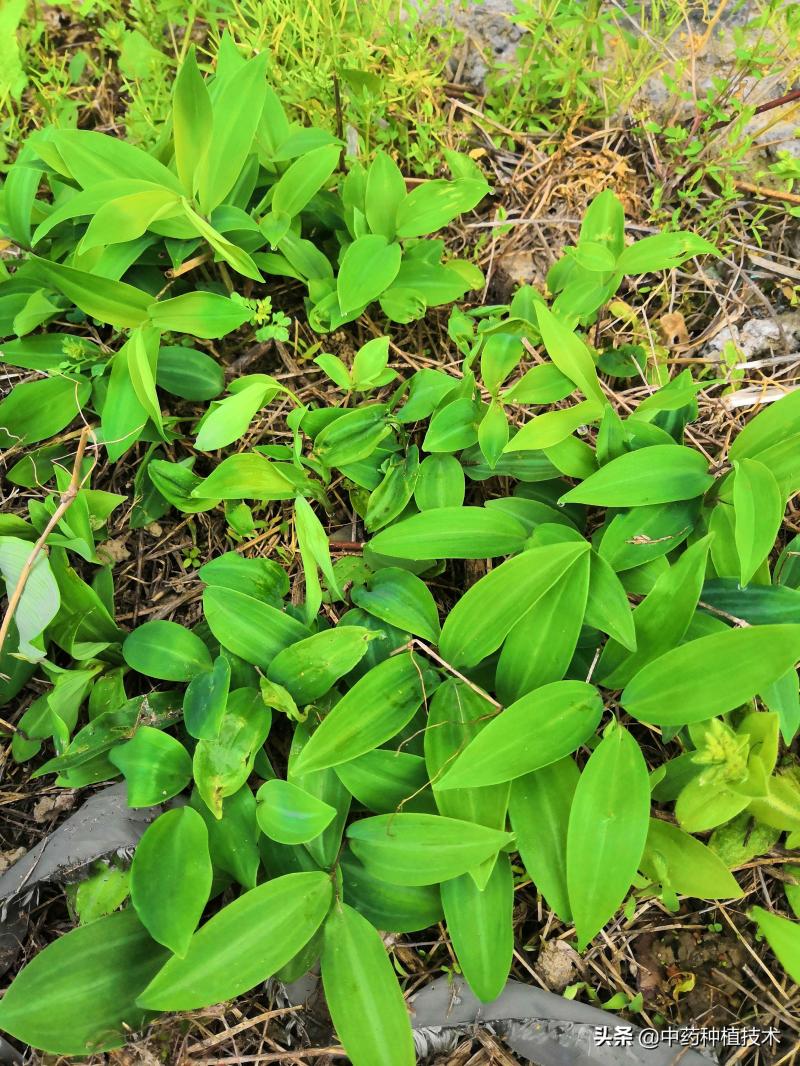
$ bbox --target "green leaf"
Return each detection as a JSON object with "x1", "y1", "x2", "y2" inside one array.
[
  {"x1": 597, "y1": 534, "x2": 711, "y2": 688},
  {"x1": 31, "y1": 256, "x2": 151, "y2": 329},
  {"x1": 510, "y1": 758, "x2": 579, "y2": 922},
  {"x1": 294, "y1": 495, "x2": 341, "y2": 624},
  {"x1": 414, "y1": 454, "x2": 465, "y2": 510},
  {"x1": 369, "y1": 506, "x2": 527, "y2": 561},
  {"x1": 194, "y1": 688, "x2": 271, "y2": 818},
  {"x1": 347, "y1": 813, "x2": 513, "y2": 886},
  {"x1": 322, "y1": 902, "x2": 415, "y2": 1066},
  {"x1": 585, "y1": 551, "x2": 636, "y2": 649},
  {"x1": 148, "y1": 292, "x2": 250, "y2": 339},
  {"x1": 567, "y1": 724, "x2": 650, "y2": 949},
  {"x1": 197, "y1": 52, "x2": 268, "y2": 212},
  {"x1": 172, "y1": 46, "x2": 212, "y2": 195},
  {"x1": 750, "y1": 906, "x2": 800, "y2": 984},
  {"x1": 156, "y1": 345, "x2": 224, "y2": 401},
  {"x1": 78, "y1": 187, "x2": 180, "y2": 254},
  {"x1": 256, "y1": 778, "x2": 336, "y2": 844},
  {"x1": 203, "y1": 586, "x2": 309, "y2": 669},
  {"x1": 439, "y1": 542, "x2": 589, "y2": 669},
  {"x1": 109, "y1": 726, "x2": 192, "y2": 807},
  {"x1": 561, "y1": 445, "x2": 713, "y2": 506},
  {"x1": 183, "y1": 654, "x2": 232, "y2": 740},
  {"x1": 193, "y1": 453, "x2": 297, "y2": 499},
  {"x1": 126, "y1": 325, "x2": 163, "y2": 433},
  {"x1": 0, "y1": 374, "x2": 91, "y2": 450},
  {"x1": 351, "y1": 567, "x2": 440, "y2": 642},
  {"x1": 182, "y1": 200, "x2": 264, "y2": 281},
  {"x1": 123, "y1": 620, "x2": 212, "y2": 681},
  {"x1": 535, "y1": 304, "x2": 605, "y2": 405},
  {"x1": 313, "y1": 404, "x2": 389, "y2": 467},
  {"x1": 137, "y1": 872, "x2": 332, "y2": 1010},
  {"x1": 640, "y1": 819, "x2": 742, "y2": 900},
  {"x1": 335, "y1": 749, "x2": 433, "y2": 815},
  {"x1": 268, "y1": 626, "x2": 376, "y2": 704},
  {"x1": 337, "y1": 235, "x2": 402, "y2": 315},
  {"x1": 616, "y1": 231, "x2": 718, "y2": 274},
  {"x1": 130, "y1": 807, "x2": 213, "y2": 956},
  {"x1": 270, "y1": 144, "x2": 341, "y2": 219},
  {"x1": 291, "y1": 652, "x2": 426, "y2": 775},
  {"x1": 441, "y1": 853, "x2": 514, "y2": 1002},
  {"x1": 423, "y1": 396, "x2": 479, "y2": 453},
  {"x1": 191, "y1": 784, "x2": 260, "y2": 889},
  {"x1": 73, "y1": 863, "x2": 131, "y2": 924},
  {"x1": 364, "y1": 446, "x2": 419, "y2": 533},
  {"x1": 0, "y1": 537, "x2": 60, "y2": 661},
  {"x1": 0, "y1": 909, "x2": 168, "y2": 1056},
  {"x1": 395, "y1": 178, "x2": 488, "y2": 238},
  {"x1": 622, "y1": 624, "x2": 800, "y2": 725},
  {"x1": 438, "y1": 681, "x2": 603, "y2": 789},
  {"x1": 732, "y1": 458, "x2": 783, "y2": 586},
  {"x1": 424, "y1": 679, "x2": 510, "y2": 880},
  {"x1": 364, "y1": 151, "x2": 407, "y2": 240},
  {"x1": 340, "y1": 851, "x2": 443, "y2": 932},
  {"x1": 495, "y1": 548, "x2": 590, "y2": 701}
]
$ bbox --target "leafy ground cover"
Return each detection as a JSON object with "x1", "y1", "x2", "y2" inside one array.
[{"x1": 1, "y1": 2, "x2": 800, "y2": 1064}]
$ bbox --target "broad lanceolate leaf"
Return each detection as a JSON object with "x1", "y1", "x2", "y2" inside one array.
[
  {"x1": 137, "y1": 872, "x2": 332, "y2": 1010},
  {"x1": 560, "y1": 444, "x2": 713, "y2": 506},
  {"x1": 749, "y1": 906, "x2": 800, "y2": 984},
  {"x1": 109, "y1": 727, "x2": 192, "y2": 806},
  {"x1": 335, "y1": 749, "x2": 433, "y2": 816},
  {"x1": 322, "y1": 902, "x2": 415, "y2": 1066},
  {"x1": 438, "y1": 681, "x2": 603, "y2": 789},
  {"x1": 351, "y1": 567, "x2": 440, "y2": 643},
  {"x1": 425, "y1": 680, "x2": 509, "y2": 887},
  {"x1": 347, "y1": 813, "x2": 513, "y2": 886},
  {"x1": 439, "y1": 542, "x2": 589, "y2": 669},
  {"x1": 510, "y1": 758, "x2": 579, "y2": 922},
  {"x1": 267, "y1": 626, "x2": 376, "y2": 704},
  {"x1": 130, "y1": 807, "x2": 213, "y2": 956},
  {"x1": 197, "y1": 52, "x2": 268, "y2": 212},
  {"x1": 732, "y1": 458, "x2": 783, "y2": 587},
  {"x1": 441, "y1": 854, "x2": 514, "y2": 1002},
  {"x1": 148, "y1": 292, "x2": 250, "y2": 339},
  {"x1": 291, "y1": 652, "x2": 426, "y2": 775},
  {"x1": 193, "y1": 454, "x2": 297, "y2": 499},
  {"x1": 341, "y1": 851, "x2": 442, "y2": 932},
  {"x1": 122, "y1": 620, "x2": 212, "y2": 681},
  {"x1": 567, "y1": 724, "x2": 650, "y2": 949},
  {"x1": 270, "y1": 144, "x2": 341, "y2": 219},
  {"x1": 495, "y1": 549, "x2": 590, "y2": 702},
  {"x1": 535, "y1": 303, "x2": 605, "y2": 405},
  {"x1": 597, "y1": 534, "x2": 710, "y2": 688},
  {"x1": 203, "y1": 586, "x2": 309, "y2": 669},
  {"x1": 640, "y1": 819, "x2": 742, "y2": 900},
  {"x1": 183, "y1": 654, "x2": 231, "y2": 740},
  {"x1": 622, "y1": 624, "x2": 800, "y2": 725},
  {"x1": 172, "y1": 45, "x2": 212, "y2": 195},
  {"x1": 31, "y1": 256, "x2": 151, "y2": 329},
  {"x1": 256, "y1": 778, "x2": 336, "y2": 844},
  {"x1": 337, "y1": 235, "x2": 402, "y2": 314},
  {"x1": 193, "y1": 688, "x2": 271, "y2": 818},
  {"x1": 368, "y1": 506, "x2": 528, "y2": 561},
  {"x1": 395, "y1": 178, "x2": 488, "y2": 238},
  {"x1": 0, "y1": 909, "x2": 168, "y2": 1055}
]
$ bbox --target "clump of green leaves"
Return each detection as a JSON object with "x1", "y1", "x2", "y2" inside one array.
[
  {"x1": 2, "y1": 188, "x2": 800, "y2": 1063},
  {"x1": 0, "y1": 41, "x2": 488, "y2": 465}
]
